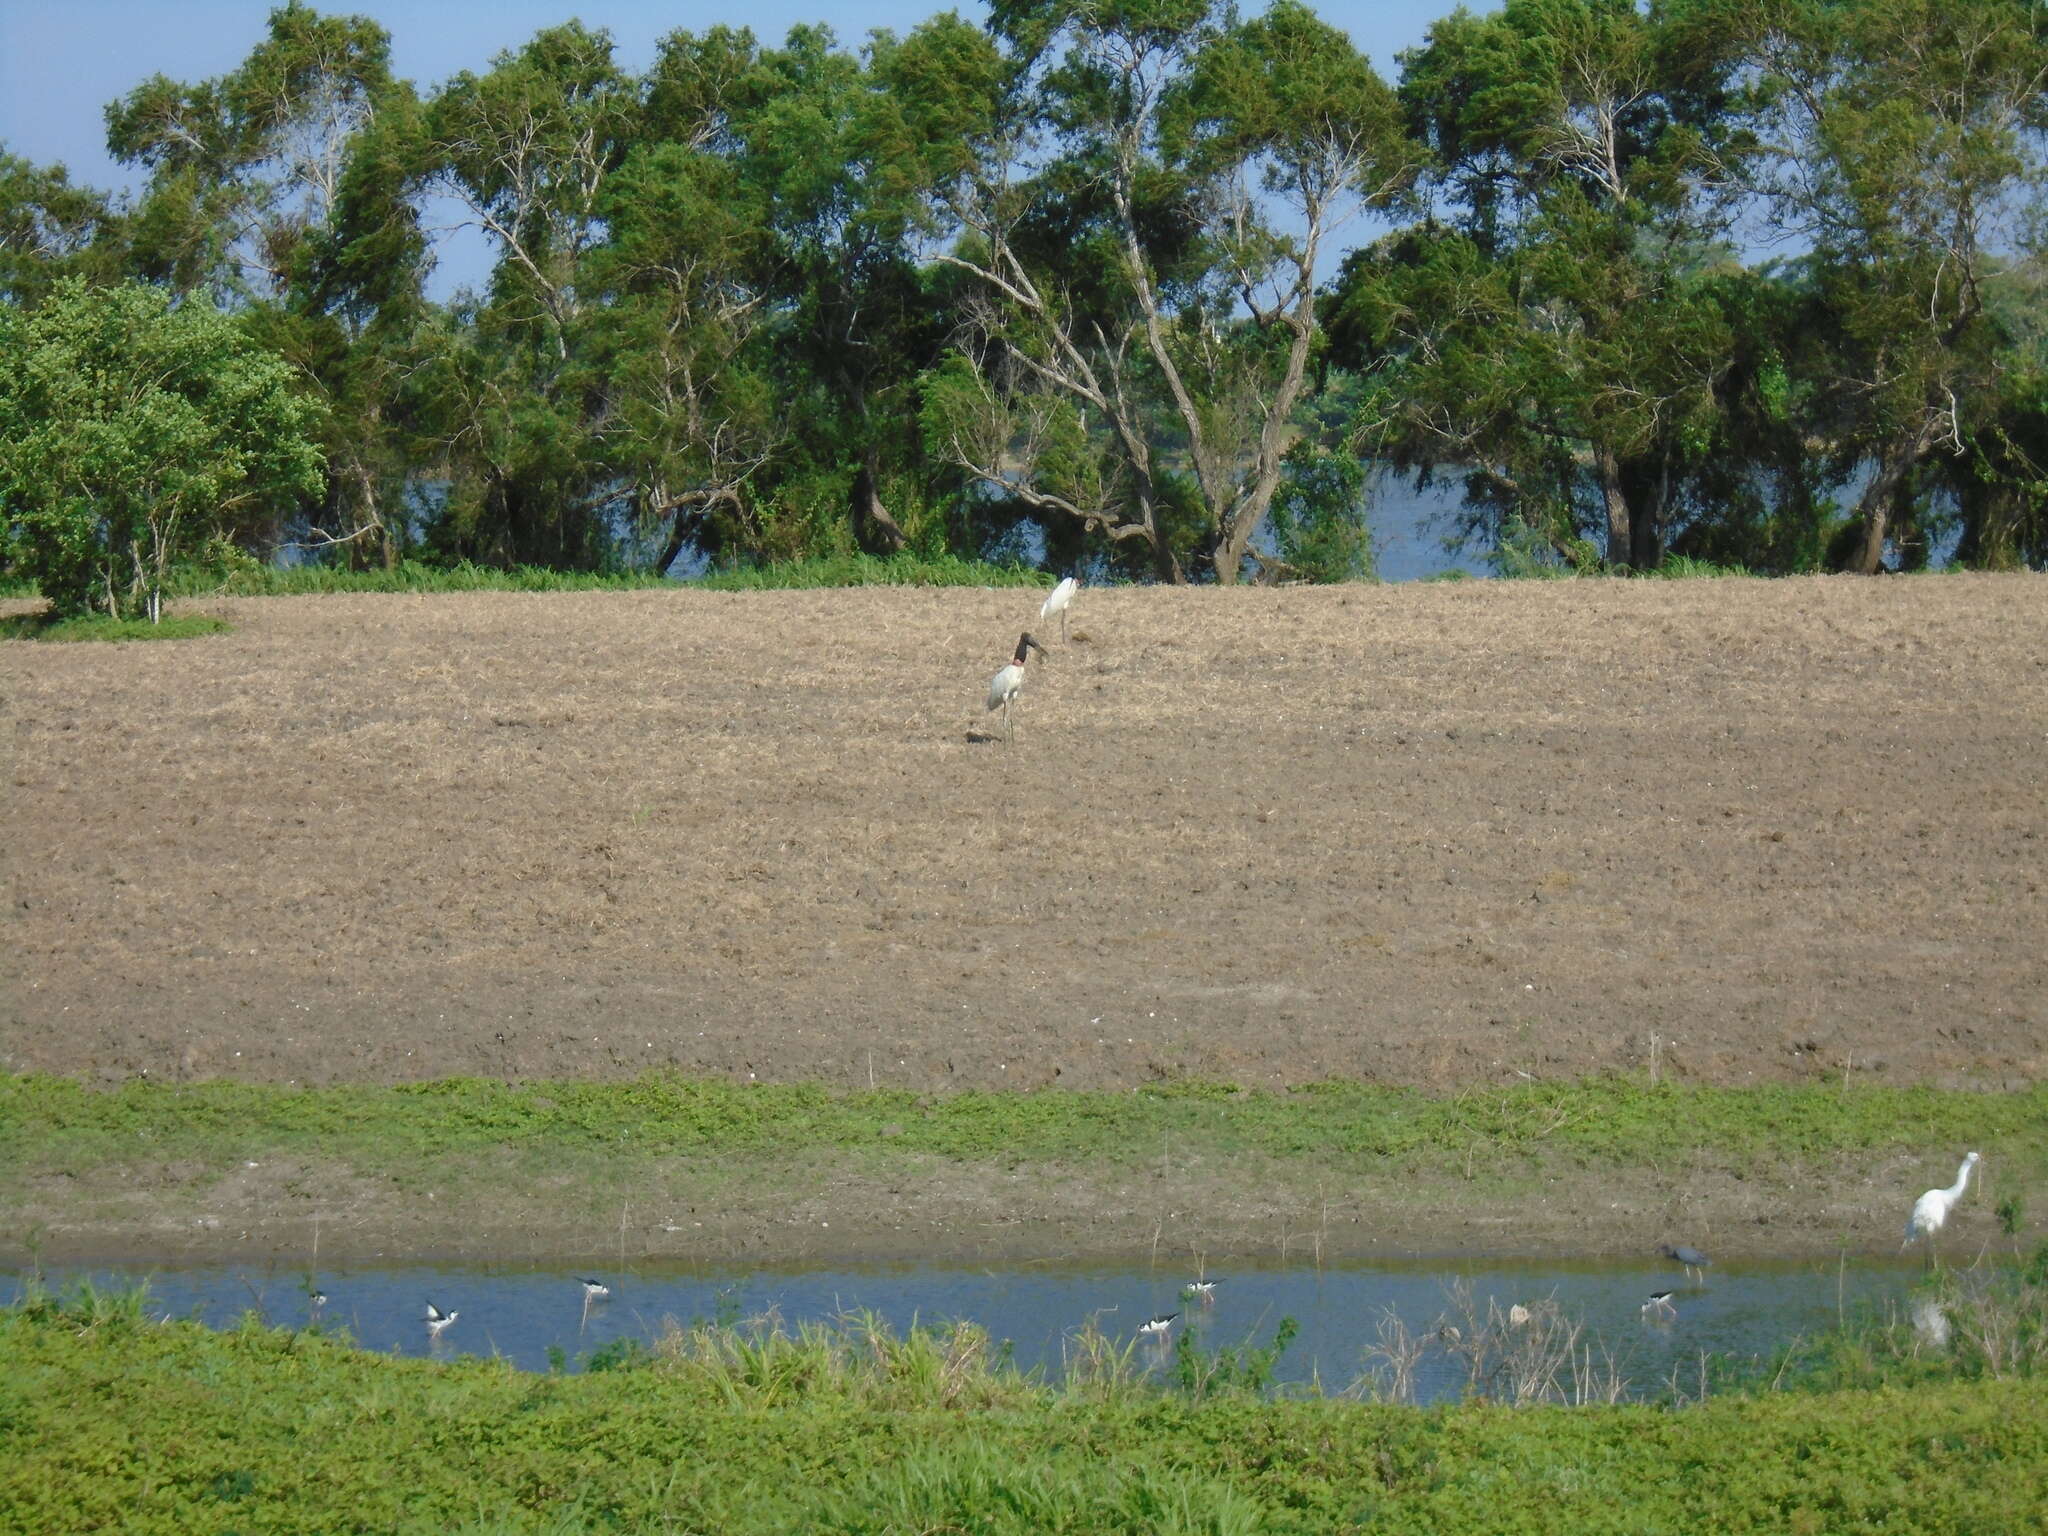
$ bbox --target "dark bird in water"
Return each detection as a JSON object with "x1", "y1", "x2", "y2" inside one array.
[{"x1": 1659, "y1": 1243, "x2": 1710, "y2": 1284}]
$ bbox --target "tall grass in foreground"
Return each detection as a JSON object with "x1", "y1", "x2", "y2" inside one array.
[{"x1": 4, "y1": 1280, "x2": 2046, "y2": 1535}]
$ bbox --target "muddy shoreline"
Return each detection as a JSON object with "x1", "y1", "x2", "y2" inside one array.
[{"x1": 8, "y1": 1149, "x2": 2015, "y2": 1272}]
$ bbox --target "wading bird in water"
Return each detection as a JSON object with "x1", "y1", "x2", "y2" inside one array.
[
  {"x1": 1641, "y1": 1291, "x2": 1678, "y2": 1320},
  {"x1": 1139, "y1": 1313, "x2": 1178, "y2": 1341},
  {"x1": 425, "y1": 1300, "x2": 459, "y2": 1337},
  {"x1": 1040, "y1": 576, "x2": 1079, "y2": 642},
  {"x1": 1659, "y1": 1244, "x2": 1710, "y2": 1285},
  {"x1": 1904, "y1": 1151, "x2": 1981, "y2": 1264},
  {"x1": 985, "y1": 631, "x2": 1047, "y2": 742}
]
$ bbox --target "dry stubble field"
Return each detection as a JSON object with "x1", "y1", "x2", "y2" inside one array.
[
  {"x1": 7, "y1": 574, "x2": 2048, "y2": 1263},
  {"x1": 6, "y1": 573, "x2": 2044, "y2": 1099}
]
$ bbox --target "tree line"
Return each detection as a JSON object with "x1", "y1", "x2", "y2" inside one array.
[{"x1": 2, "y1": 0, "x2": 2045, "y2": 615}]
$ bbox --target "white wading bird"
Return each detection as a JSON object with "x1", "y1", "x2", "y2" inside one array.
[
  {"x1": 985, "y1": 631, "x2": 1048, "y2": 742},
  {"x1": 1904, "y1": 1151, "x2": 1981, "y2": 1264},
  {"x1": 425, "y1": 1300, "x2": 459, "y2": 1336},
  {"x1": 1039, "y1": 576, "x2": 1079, "y2": 642}
]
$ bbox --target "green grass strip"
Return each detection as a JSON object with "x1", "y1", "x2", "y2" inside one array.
[{"x1": 4, "y1": 1074, "x2": 2043, "y2": 1186}]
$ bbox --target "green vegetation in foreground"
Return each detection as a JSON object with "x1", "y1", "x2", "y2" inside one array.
[
  {"x1": 4, "y1": 1074, "x2": 2044, "y2": 1213},
  {"x1": 691, "y1": 551, "x2": 1050, "y2": 589},
  {"x1": 0, "y1": 550, "x2": 1048, "y2": 601},
  {"x1": 0, "y1": 610, "x2": 232, "y2": 642},
  {"x1": 165, "y1": 557, "x2": 678, "y2": 597},
  {"x1": 3, "y1": 1280, "x2": 2045, "y2": 1535}
]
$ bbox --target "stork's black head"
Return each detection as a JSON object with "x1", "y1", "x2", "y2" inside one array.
[{"x1": 1015, "y1": 631, "x2": 1047, "y2": 663}]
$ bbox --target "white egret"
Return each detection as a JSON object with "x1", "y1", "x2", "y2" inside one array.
[
  {"x1": 425, "y1": 1299, "x2": 459, "y2": 1336},
  {"x1": 985, "y1": 631, "x2": 1047, "y2": 742},
  {"x1": 1904, "y1": 1151, "x2": 1981, "y2": 1262},
  {"x1": 1040, "y1": 576, "x2": 1079, "y2": 642}
]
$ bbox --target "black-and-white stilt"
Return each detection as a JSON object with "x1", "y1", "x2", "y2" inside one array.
[
  {"x1": 1182, "y1": 1280, "x2": 1217, "y2": 1305},
  {"x1": 1641, "y1": 1291, "x2": 1677, "y2": 1320},
  {"x1": 1039, "y1": 577, "x2": 1078, "y2": 643},
  {"x1": 1139, "y1": 1312, "x2": 1178, "y2": 1341},
  {"x1": 578, "y1": 1278, "x2": 611, "y2": 1301},
  {"x1": 425, "y1": 1300, "x2": 459, "y2": 1336},
  {"x1": 985, "y1": 631, "x2": 1047, "y2": 742}
]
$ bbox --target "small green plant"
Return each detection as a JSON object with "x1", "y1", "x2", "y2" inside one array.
[
  {"x1": 1998, "y1": 1194, "x2": 2025, "y2": 1238},
  {"x1": 1170, "y1": 1316, "x2": 1301, "y2": 1401}
]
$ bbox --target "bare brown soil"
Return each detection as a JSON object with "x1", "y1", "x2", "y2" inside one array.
[{"x1": 4, "y1": 575, "x2": 2045, "y2": 1262}]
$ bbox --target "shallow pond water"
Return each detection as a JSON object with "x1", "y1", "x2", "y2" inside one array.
[{"x1": 7, "y1": 1253, "x2": 1929, "y2": 1402}]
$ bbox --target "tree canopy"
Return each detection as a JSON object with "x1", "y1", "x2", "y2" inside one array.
[{"x1": 3, "y1": 0, "x2": 2044, "y2": 586}]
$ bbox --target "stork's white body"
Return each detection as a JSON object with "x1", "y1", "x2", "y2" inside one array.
[
  {"x1": 1905, "y1": 1152, "x2": 1980, "y2": 1252},
  {"x1": 985, "y1": 632, "x2": 1045, "y2": 741},
  {"x1": 1040, "y1": 576, "x2": 1078, "y2": 642},
  {"x1": 987, "y1": 661, "x2": 1027, "y2": 715}
]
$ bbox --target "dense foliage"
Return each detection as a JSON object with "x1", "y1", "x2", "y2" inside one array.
[{"x1": 2, "y1": 0, "x2": 2044, "y2": 599}]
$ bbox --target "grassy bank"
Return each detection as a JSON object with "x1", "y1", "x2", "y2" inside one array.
[
  {"x1": 7, "y1": 1073, "x2": 2042, "y2": 1179},
  {"x1": 5, "y1": 1075, "x2": 2043, "y2": 1263},
  {"x1": 3, "y1": 1281, "x2": 2043, "y2": 1534}
]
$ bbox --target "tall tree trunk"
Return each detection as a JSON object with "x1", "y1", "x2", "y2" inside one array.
[
  {"x1": 849, "y1": 456, "x2": 908, "y2": 556},
  {"x1": 1596, "y1": 444, "x2": 1633, "y2": 568},
  {"x1": 1626, "y1": 454, "x2": 1667, "y2": 572},
  {"x1": 1852, "y1": 419, "x2": 1937, "y2": 574}
]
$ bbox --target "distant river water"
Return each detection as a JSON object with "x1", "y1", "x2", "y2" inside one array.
[{"x1": 9, "y1": 1255, "x2": 1924, "y2": 1401}]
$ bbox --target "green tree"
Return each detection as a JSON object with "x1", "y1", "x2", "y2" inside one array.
[
  {"x1": 0, "y1": 150, "x2": 122, "y2": 306},
  {"x1": 1334, "y1": 0, "x2": 1750, "y2": 571},
  {"x1": 1746, "y1": 0, "x2": 2048, "y2": 572},
  {"x1": 0, "y1": 279, "x2": 325, "y2": 616},
  {"x1": 401, "y1": 21, "x2": 636, "y2": 567},
  {"x1": 106, "y1": 4, "x2": 422, "y2": 566},
  {"x1": 925, "y1": 0, "x2": 1415, "y2": 582}
]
